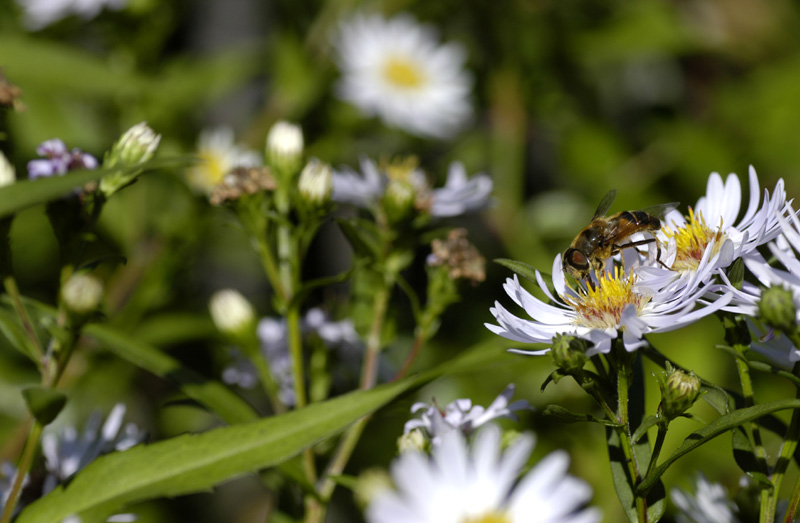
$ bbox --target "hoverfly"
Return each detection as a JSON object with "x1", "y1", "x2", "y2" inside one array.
[{"x1": 562, "y1": 189, "x2": 676, "y2": 282}]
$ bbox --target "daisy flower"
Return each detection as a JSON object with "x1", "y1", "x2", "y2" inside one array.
[
  {"x1": 332, "y1": 13, "x2": 473, "y2": 139},
  {"x1": 332, "y1": 156, "x2": 492, "y2": 218},
  {"x1": 404, "y1": 384, "x2": 530, "y2": 445},
  {"x1": 487, "y1": 254, "x2": 731, "y2": 356},
  {"x1": 671, "y1": 473, "x2": 739, "y2": 523},
  {"x1": 640, "y1": 167, "x2": 788, "y2": 293},
  {"x1": 186, "y1": 127, "x2": 261, "y2": 195},
  {"x1": 17, "y1": 0, "x2": 126, "y2": 30},
  {"x1": 366, "y1": 425, "x2": 601, "y2": 523}
]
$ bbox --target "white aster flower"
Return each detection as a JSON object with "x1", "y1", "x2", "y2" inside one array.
[
  {"x1": 640, "y1": 167, "x2": 788, "y2": 293},
  {"x1": 209, "y1": 289, "x2": 255, "y2": 338},
  {"x1": 0, "y1": 151, "x2": 15, "y2": 187},
  {"x1": 42, "y1": 404, "x2": 145, "y2": 495},
  {"x1": 186, "y1": 127, "x2": 261, "y2": 194},
  {"x1": 671, "y1": 473, "x2": 739, "y2": 523},
  {"x1": 367, "y1": 425, "x2": 601, "y2": 523},
  {"x1": 332, "y1": 156, "x2": 491, "y2": 218},
  {"x1": 333, "y1": 12, "x2": 473, "y2": 139},
  {"x1": 404, "y1": 384, "x2": 530, "y2": 445},
  {"x1": 17, "y1": 0, "x2": 127, "y2": 30},
  {"x1": 487, "y1": 255, "x2": 731, "y2": 356},
  {"x1": 223, "y1": 308, "x2": 362, "y2": 405}
]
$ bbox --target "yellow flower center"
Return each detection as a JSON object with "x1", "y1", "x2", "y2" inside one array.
[
  {"x1": 462, "y1": 512, "x2": 511, "y2": 523},
  {"x1": 563, "y1": 267, "x2": 650, "y2": 329},
  {"x1": 380, "y1": 155, "x2": 420, "y2": 182},
  {"x1": 383, "y1": 56, "x2": 426, "y2": 89},
  {"x1": 662, "y1": 208, "x2": 727, "y2": 271},
  {"x1": 188, "y1": 150, "x2": 228, "y2": 193}
]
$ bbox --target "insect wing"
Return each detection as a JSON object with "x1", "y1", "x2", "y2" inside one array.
[
  {"x1": 641, "y1": 201, "x2": 680, "y2": 220},
  {"x1": 592, "y1": 189, "x2": 617, "y2": 220}
]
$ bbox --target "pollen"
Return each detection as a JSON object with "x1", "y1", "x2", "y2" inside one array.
[
  {"x1": 382, "y1": 56, "x2": 426, "y2": 89},
  {"x1": 563, "y1": 267, "x2": 650, "y2": 329},
  {"x1": 462, "y1": 512, "x2": 511, "y2": 523},
  {"x1": 380, "y1": 155, "x2": 420, "y2": 182},
  {"x1": 662, "y1": 208, "x2": 727, "y2": 271}
]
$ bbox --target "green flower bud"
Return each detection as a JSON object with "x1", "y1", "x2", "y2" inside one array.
[
  {"x1": 61, "y1": 273, "x2": 103, "y2": 317},
  {"x1": 383, "y1": 179, "x2": 416, "y2": 222},
  {"x1": 659, "y1": 367, "x2": 701, "y2": 421},
  {"x1": 100, "y1": 122, "x2": 161, "y2": 197},
  {"x1": 266, "y1": 121, "x2": 303, "y2": 177},
  {"x1": 209, "y1": 289, "x2": 255, "y2": 340},
  {"x1": 550, "y1": 334, "x2": 588, "y2": 374},
  {"x1": 297, "y1": 159, "x2": 333, "y2": 206},
  {"x1": 758, "y1": 284, "x2": 797, "y2": 334},
  {"x1": 397, "y1": 428, "x2": 428, "y2": 454}
]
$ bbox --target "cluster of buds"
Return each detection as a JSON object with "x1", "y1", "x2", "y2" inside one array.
[
  {"x1": 209, "y1": 166, "x2": 276, "y2": 206},
  {"x1": 426, "y1": 228, "x2": 486, "y2": 284}
]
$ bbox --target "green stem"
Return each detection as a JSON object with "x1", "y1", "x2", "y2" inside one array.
[
  {"x1": 0, "y1": 420, "x2": 43, "y2": 523},
  {"x1": 392, "y1": 329, "x2": 424, "y2": 381},
  {"x1": 774, "y1": 389, "x2": 800, "y2": 523},
  {"x1": 616, "y1": 353, "x2": 647, "y2": 522},
  {"x1": 644, "y1": 425, "x2": 667, "y2": 481},
  {"x1": 244, "y1": 338, "x2": 286, "y2": 415},
  {"x1": 360, "y1": 282, "x2": 390, "y2": 390}
]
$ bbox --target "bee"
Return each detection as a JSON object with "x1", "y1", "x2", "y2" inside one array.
[{"x1": 563, "y1": 189, "x2": 675, "y2": 282}]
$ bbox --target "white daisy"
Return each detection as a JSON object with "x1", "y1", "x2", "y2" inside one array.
[
  {"x1": 332, "y1": 12, "x2": 473, "y2": 139},
  {"x1": 404, "y1": 384, "x2": 530, "y2": 445},
  {"x1": 17, "y1": 0, "x2": 127, "y2": 29},
  {"x1": 639, "y1": 167, "x2": 788, "y2": 293},
  {"x1": 671, "y1": 473, "x2": 739, "y2": 523},
  {"x1": 487, "y1": 254, "x2": 731, "y2": 356},
  {"x1": 186, "y1": 127, "x2": 261, "y2": 195},
  {"x1": 332, "y1": 156, "x2": 491, "y2": 218},
  {"x1": 366, "y1": 425, "x2": 601, "y2": 523}
]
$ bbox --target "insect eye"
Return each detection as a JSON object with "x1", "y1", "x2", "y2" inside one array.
[{"x1": 565, "y1": 249, "x2": 589, "y2": 270}]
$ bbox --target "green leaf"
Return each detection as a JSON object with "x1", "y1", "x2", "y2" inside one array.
[
  {"x1": 638, "y1": 398, "x2": 800, "y2": 493},
  {"x1": 606, "y1": 427, "x2": 666, "y2": 523},
  {"x1": 22, "y1": 386, "x2": 67, "y2": 426},
  {"x1": 632, "y1": 415, "x2": 659, "y2": 443},
  {"x1": 731, "y1": 427, "x2": 772, "y2": 488},
  {"x1": 727, "y1": 258, "x2": 745, "y2": 291},
  {"x1": 494, "y1": 258, "x2": 541, "y2": 284},
  {"x1": 0, "y1": 159, "x2": 186, "y2": 219},
  {"x1": 0, "y1": 308, "x2": 38, "y2": 361},
  {"x1": 542, "y1": 405, "x2": 620, "y2": 426},
  {"x1": 15, "y1": 376, "x2": 423, "y2": 523},
  {"x1": 335, "y1": 218, "x2": 382, "y2": 259},
  {"x1": 83, "y1": 323, "x2": 258, "y2": 425}
]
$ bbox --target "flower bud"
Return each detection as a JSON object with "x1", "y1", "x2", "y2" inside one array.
[
  {"x1": 209, "y1": 289, "x2": 255, "y2": 339},
  {"x1": 659, "y1": 367, "x2": 701, "y2": 421},
  {"x1": 758, "y1": 285, "x2": 797, "y2": 334},
  {"x1": 383, "y1": 179, "x2": 416, "y2": 222},
  {"x1": 550, "y1": 334, "x2": 588, "y2": 374},
  {"x1": 297, "y1": 159, "x2": 333, "y2": 206},
  {"x1": 100, "y1": 122, "x2": 161, "y2": 197},
  {"x1": 0, "y1": 151, "x2": 15, "y2": 187},
  {"x1": 397, "y1": 428, "x2": 428, "y2": 454},
  {"x1": 266, "y1": 121, "x2": 303, "y2": 177},
  {"x1": 61, "y1": 273, "x2": 103, "y2": 316}
]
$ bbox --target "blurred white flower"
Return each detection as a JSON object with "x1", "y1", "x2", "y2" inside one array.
[
  {"x1": 42, "y1": 404, "x2": 145, "y2": 495},
  {"x1": 671, "y1": 473, "x2": 739, "y2": 523},
  {"x1": 61, "y1": 273, "x2": 103, "y2": 316},
  {"x1": 266, "y1": 121, "x2": 303, "y2": 174},
  {"x1": 332, "y1": 13, "x2": 472, "y2": 139},
  {"x1": 0, "y1": 151, "x2": 15, "y2": 187},
  {"x1": 487, "y1": 256, "x2": 731, "y2": 356},
  {"x1": 332, "y1": 156, "x2": 491, "y2": 218},
  {"x1": 404, "y1": 384, "x2": 529, "y2": 445},
  {"x1": 209, "y1": 289, "x2": 255, "y2": 338},
  {"x1": 1, "y1": 461, "x2": 27, "y2": 515},
  {"x1": 186, "y1": 127, "x2": 261, "y2": 194},
  {"x1": 366, "y1": 426, "x2": 601, "y2": 523},
  {"x1": 298, "y1": 159, "x2": 333, "y2": 206},
  {"x1": 17, "y1": 0, "x2": 127, "y2": 30}
]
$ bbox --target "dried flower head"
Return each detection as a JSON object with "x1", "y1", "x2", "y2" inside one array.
[
  {"x1": 209, "y1": 166, "x2": 276, "y2": 206},
  {"x1": 0, "y1": 69, "x2": 24, "y2": 111},
  {"x1": 427, "y1": 228, "x2": 486, "y2": 284}
]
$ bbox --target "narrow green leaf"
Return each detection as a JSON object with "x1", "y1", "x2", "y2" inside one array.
[
  {"x1": 16, "y1": 376, "x2": 424, "y2": 523},
  {"x1": 632, "y1": 415, "x2": 659, "y2": 444},
  {"x1": 638, "y1": 399, "x2": 800, "y2": 493},
  {"x1": 731, "y1": 427, "x2": 772, "y2": 488},
  {"x1": 22, "y1": 386, "x2": 67, "y2": 426},
  {"x1": 335, "y1": 218, "x2": 381, "y2": 259},
  {"x1": 494, "y1": 258, "x2": 540, "y2": 284},
  {"x1": 606, "y1": 427, "x2": 666, "y2": 523},
  {"x1": 83, "y1": 323, "x2": 258, "y2": 425},
  {"x1": 0, "y1": 308, "x2": 38, "y2": 361},
  {"x1": 0, "y1": 159, "x2": 186, "y2": 218},
  {"x1": 542, "y1": 405, "x2": 620, "y2": 426}
]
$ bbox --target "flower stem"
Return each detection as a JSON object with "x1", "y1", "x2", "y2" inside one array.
[
  {"x1": 615, "y1": 351, "x2": 647, "y2": 522},
  {"x1": 360, "y1": 282, "x2": 390, "y2": 390},
  {"x1": 392, "y1": 329, "x2": 424, "y2": 381},
  {"x1": 0, "y1": 420, "x2": 43, "y2": 523},
  {"x1": 644, "y1": 425, "x2": 667, "y2": 480},
  {"x1": 775, "y1": 388, "x2": 800, "y2": 523}
]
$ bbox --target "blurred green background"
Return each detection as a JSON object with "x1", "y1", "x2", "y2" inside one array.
[{"x1": 2, "y1": 0, "x2": 800, "y2": 521}]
